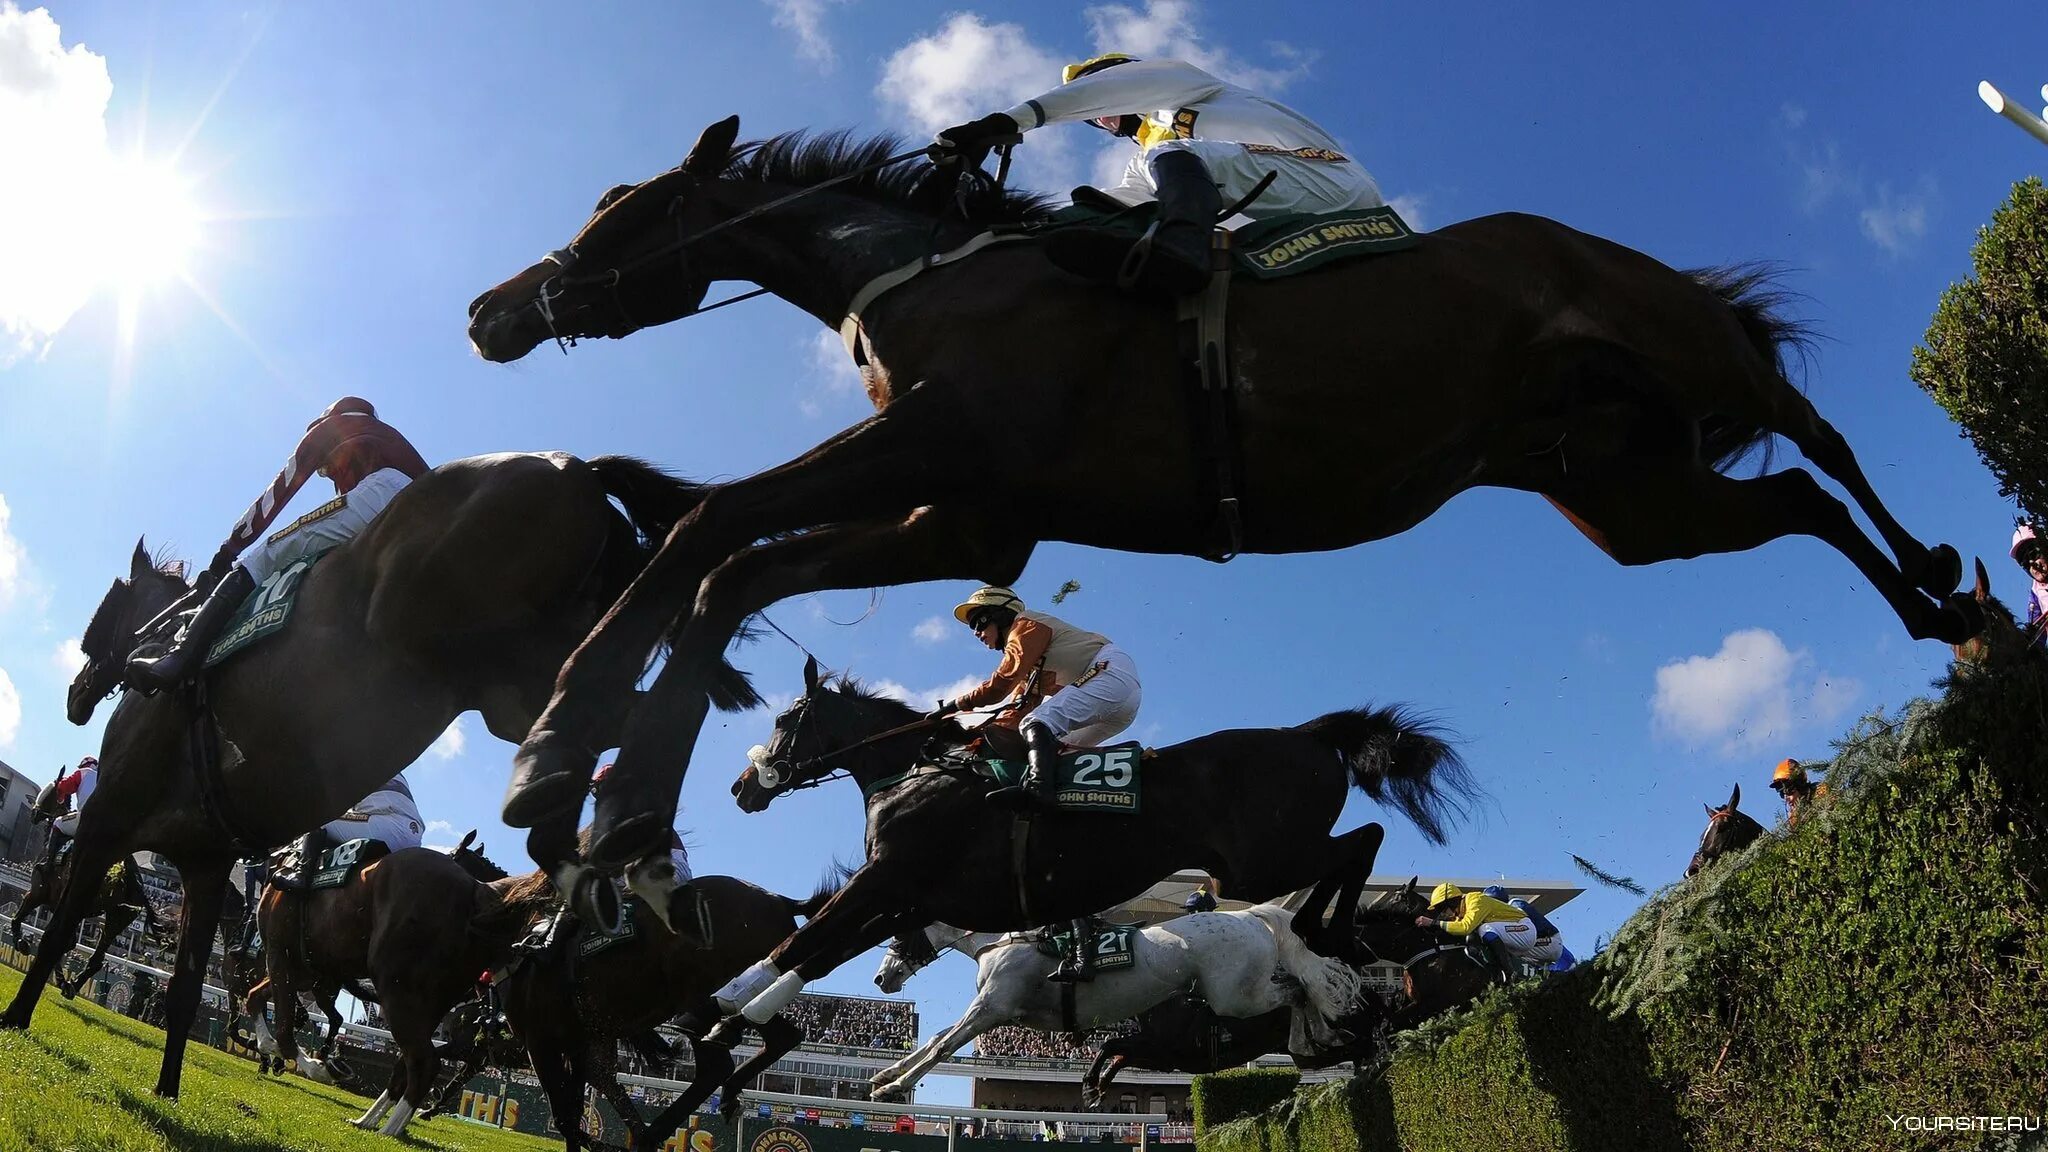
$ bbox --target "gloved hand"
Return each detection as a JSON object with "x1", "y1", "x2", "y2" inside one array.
[
  {"x1": 925, "y1": 699, "x2": 960, "y2": 722},
  {"x1": 930, "y1": 113, "x2": 1022, "y2": 166}
]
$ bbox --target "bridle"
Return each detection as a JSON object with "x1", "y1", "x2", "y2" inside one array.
[{"x1": 529, "y1": 142, "x2": 982, "y2": 353}]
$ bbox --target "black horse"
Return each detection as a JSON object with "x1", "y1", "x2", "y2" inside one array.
[
  {"x1": 1687, "y1": 784, "x2": 1767, "y2": 877},
  {"x1": 467, "y1": 121, "x2": 1978, "y2": 887},
  {"x1": 9, "y1": 782, "x2": 158, "y2": 1000},
  {"x1": 707, "y1": 657, "x2": 1474, "y2": 1036}
]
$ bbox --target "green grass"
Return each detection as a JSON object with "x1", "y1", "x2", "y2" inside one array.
[{"x1": 0, "y1": 966, "x2": 559, "y2": 1152}]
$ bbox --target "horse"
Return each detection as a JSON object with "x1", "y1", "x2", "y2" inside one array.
[
  {"x1": 867, "y1": 904, "x2": 1378, "y2": 1100},
  {"x1": 1686, "y1": 784, "x2": 1767, "y2": 877},
  {"x1": 3, "y1": 452, "x2": 758, "y2": 1101},
  {"x1": 487, "y1": 869, "x2": 838, "y2": 1152},
  {"x1": 702, "y1": 657, "x2": 1471, "y2": 1037},
  {"x1": 244, "y1": 830, "x2": 505, "y2": 1093},
  {"x1": 8, "y1": 781, "x2": 159, "y2": 1000},
  {"x1": 465, "y1": 120, "x2": 1981, "y2": 889}
]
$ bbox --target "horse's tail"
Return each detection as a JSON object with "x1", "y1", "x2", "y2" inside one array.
[
  {"x1": 1297, "y1": 706, "x2": 1476, "y2": 845},
  {"x1": 1687, "y1": 263, "x2": 1818, "y2": 473},
  {"x1": 789, "y1": 860, "x2": 857, "y2": 919},
  {"x1": 583, "y1": 454, "x2": 761, "y2": 712}
]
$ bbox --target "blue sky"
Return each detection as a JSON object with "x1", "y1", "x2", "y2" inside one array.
[{"x1": 1, "y1": 0, "x2": 2043, "y2": 1103}]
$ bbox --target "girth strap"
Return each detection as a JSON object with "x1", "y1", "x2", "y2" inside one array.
[
  {"x1": 1010, "y1": 813, "x2": 1035, "y2": 927},
  {"x1": 186, "y1": 680, "x2": 258, "y2": 858},
  {"x1": 1178, "y1": 229, "x2": 1243, "y2": 562}
]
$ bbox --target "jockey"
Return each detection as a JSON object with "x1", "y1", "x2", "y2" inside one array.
[
  {"x1": 126, "y1": 397, "x2": 430, "y2": 690},
  {"x1": 49, "y1": 755, "x2": 99, "y2": 840},
  {"x1": 931, "y1": 586, "x2": 1142, "y2": 813},
  {"x1": 1769, "y1": 758, "x2": 1828, "y2": 830},
  {"x1": 1182, "y1": 882, "x2": 1219, "y2": 914},
  {"x1": 1415, "y1": 882, "x2": 1532, "y2": 985},
  {"x1": 930, "y1": 54, "x2": 1383, "y2": 296},
  {"x1": 275, "y1": 772, "x2": 424, "y2": 891},
  {"x1": 2011, "y1": 523, "x2": 2048, "y2": 645}
]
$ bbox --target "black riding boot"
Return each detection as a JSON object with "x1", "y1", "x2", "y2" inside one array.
[
  {"x1": 1050, "y1": 918, "x2": 1096, "y2": 983},
  {"x1": 125, "y1": 566, "x2": 256, "y2": 691},
  {"x1": 275, "y1": 829, "x2": 329, "y2": 891},
  {"x1": 990, "y1": 722, "x2": 1062, "y2": 811},
  {"x1": 1043, "y1": 149, "x2": 1221, "y2": 296},
  {"x1": 1482, "y1": 936, "x2": 1518, "y2": 986}
]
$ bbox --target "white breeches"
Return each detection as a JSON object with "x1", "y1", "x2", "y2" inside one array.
[
  {"x1": 52, "y1": 812, "x2": 81, "y2": 837},
  {"x1": 244, "y1": 468, "x2": 410, "y2": 583},
  {"x1": 1121, "y1": 138, "x2": 1384, "y2": 219},
  {"x1": 1521, "y1": 933, "x2": 1565, "y2": 966},
  {"x1": 321, "y1": 790, "x2": 424, "y2": 851},
  {"x1": 1476, "y1": 917, "x2": 1540, "y2": 956},
  {"x1": 1024, "y1": 644, "x2": 1142, "y2": 746}
]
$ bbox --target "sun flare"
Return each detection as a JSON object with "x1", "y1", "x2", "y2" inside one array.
[{"x1": 91, "y1": 157, "x2": 204, "y2": 291}]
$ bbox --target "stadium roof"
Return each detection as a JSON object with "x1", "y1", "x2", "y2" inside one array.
[{"x1": 1108, "y1": 870, "x2": 1585, "y2": 922}]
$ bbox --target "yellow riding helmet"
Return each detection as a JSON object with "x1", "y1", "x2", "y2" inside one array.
[
  {"x1": 1063, "y1": 52, "x2": 1136, "y2": 84},
  {"x1": 1771, "y1": 758, "x2": 1806, "y2": 786},
  {"x1": 1428, "y1": 882, "x2": 1464, "y2": 908},
  {"x1": 953, "y1": 585, "x2": 1025, "y2": 625}
]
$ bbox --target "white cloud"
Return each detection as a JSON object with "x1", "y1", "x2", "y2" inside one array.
[
  {"x1": 426, "y1": 818, "x2": 455, "y2": 837},
  {"x1": 1386, "y1": 193, "x2": 1427, "y2": 231},
  {"x1": 870, "y1": 673, "x2": 987, "y2": 713},
  {"x1": 1084, "y1": 1, "x2": 1312, "y2": 91},
  {"x1": 1860, "y1": 179, "x2": 1934, "y2": 256},
  {"x1": 0, "y1": 666, "x2": 18, "y2": 746},
  {"x1": 0, "y1": 493, "x2": 25, "y2": 607},
  {"x1": 0, "y1": 4, "x2": 115, "y2": 363},
  {"x1": 428, "y1": 716, "x2": 467, "y2": 760},
  {"x1": 765, "y1": 0, "x2": 844, "y2": 70},
  {"x1": 877, "y1": 13, "x2": 1065, "y2": 131},
  {"x1": 913, "y1": 615, "x2": 952, "y2": 645},
  {"x1": 53, "y1": 636, "x2": 84, "y2": 676},
  {"x1": 1650, "y1": 628, "x2": 1860, "y2": 755},
  {"x1": 800, "y1": 328, "x2": 864, "y2": 418}
]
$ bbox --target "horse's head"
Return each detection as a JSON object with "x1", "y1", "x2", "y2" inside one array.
[
  {"x1": 467, "y1": 117, "x2": 742, "y2": 362},
  {"x1": 68, "y1": 539, "x2": 191, "y2": 725},
  {"x1": 29, "y1": 778, "x2": 63, "y2": 824},
  {"x1": 1686, "y1": 783, "x2": 1766, "y2": 878},
  {"x1": 732, "y1": 655, "x2": 919, "y2": 813},
  {"x1": 874, "y1": 922, "x2": 971, "y2": 994}
]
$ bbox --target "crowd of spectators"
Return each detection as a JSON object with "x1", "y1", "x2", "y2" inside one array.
[
  {"x1": 972, "y1": 1023, "x2": 1133, "y2": 1062},
  {"x1": 783, "y1": 992, "x2": 917, "y2": 1052}
]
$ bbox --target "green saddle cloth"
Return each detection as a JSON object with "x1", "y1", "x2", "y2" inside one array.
[
  {"x1": 1043, "y1": 922, "x2": 1140, "y2": 972},
  {"x1": 1022, "y1": 201, "x2": 1419, "y2": 279},
  {"x1": 579, "y1": 898, "x2": 642, "y2": 957},
  {"x1": 203, "y1": 546, "x2": 339, "y2": 669},
  {"x1": 310, "y1": 838, "x2": 388, "y2": 890},
  {"x1": 985, "y1": 741, "x2": 1145, "y2": 814}
]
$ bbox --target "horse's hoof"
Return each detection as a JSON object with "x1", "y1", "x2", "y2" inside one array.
[
  {"x1": 1939, "y1": 592, "x2": 1987, "y2": 644},
  {"x1": 589, "y1": 811, "x2": 667, "y2": 872},
  {"x1": 702, "y1": 1015, "x2": 746, "y2": 1049},
  {"x1": 502, "y1": 732, "x2": 597, "y2": 829},
  {"x1": 1919, "y1": 543, "x2": 1963, "y2": 598}
]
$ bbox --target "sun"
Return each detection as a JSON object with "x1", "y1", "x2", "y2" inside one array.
[{"x1": 92, "y1": 156, "x2": 204, "y2": 291}]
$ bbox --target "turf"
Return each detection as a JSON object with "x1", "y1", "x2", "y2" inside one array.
[{"x1": 0, "y1": 965, "x2": 559, "y2": 1152}]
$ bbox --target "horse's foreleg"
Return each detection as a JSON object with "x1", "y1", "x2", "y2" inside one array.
[
  {"x1": 635, "y1": 1021, "x2": 732, "y2": 1144},
  {"x1": 1, "y1": 836, "x2": 120, "y2": 1029},
  {"x1": 154, "y1": 858, "x2": 230, "y2": 1098},
  {"x1": 715, "y1": 1013, "x2": 804, "y2": 1117},
  {"x1": 64, "y1": 906, "x2": 127, "y2": 998},
  {"x1": 871, "y1": 992, "x2": 1010, "y2": 1099},
  {"x1": 592, "y1": 503, "x2": 1032, "y2": 868},
  {"x1": 587, "y1": 1044, "x2": 652, "y2": 1150},
  {"x1": 1544, "y1": 465, "x2": 1976, "y2": 643}
]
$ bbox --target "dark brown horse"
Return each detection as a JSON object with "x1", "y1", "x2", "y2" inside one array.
[
  {"x1": 8, "y1": 781, "x2": 158, "y2": 999},
  {"x1": 488, "y1": 870, "x2": 836, "y2": 1152},
  {"x1": 466, "y1": 121, "x2": 1979, "y2": 889},
  {"x1": 701, "y1": 658, "x2": 1470, "y2": 1037},
  {"x1": 245, "y1": 831, "x2": 506, "y2": 1102},
  {"x1": 1686, "y1": 784, "x2": 1767, "y2": 877},
  {"x1": 2, "y1": 452, "x2": 756, "y2": 1102}
]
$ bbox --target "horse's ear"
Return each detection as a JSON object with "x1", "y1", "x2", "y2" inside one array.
[
  {"x1": 458, "y1": 829, "x2": 477, "y2": 853},
  {"x1": 1729, "y1": 783, "x2": 1741, "y2": 810},
  {"x1": 803, "y1": 654, "x2": 821, "y2": 694},
  {"x1": 1974, "y1": 557, "x2": 1992, "y2": 605},
  {"x1": 130, "y1": 538, "x2": 152, "y2": 582},
  {"x1": 682, "y1": 115, "x2": 741, "y2": 177},
  {"x1": 1703, "y1": 802, "x2": 1716, "y2": 817}
]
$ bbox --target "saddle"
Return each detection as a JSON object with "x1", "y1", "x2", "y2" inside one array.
[{"x1": 272, "y1": 837, "x2": 388, "y2": 891}]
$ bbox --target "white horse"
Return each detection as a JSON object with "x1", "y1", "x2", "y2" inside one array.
[{"x1": 867, "y1": 904, "x2": 1375, "y2": 1099}]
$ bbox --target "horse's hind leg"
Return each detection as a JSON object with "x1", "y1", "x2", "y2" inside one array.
[
  {"x1": 154, "y1": 858, "x2": 231, "y2": 1098},
  {"x1": 63, "y1": 906, "x2": 127, "y2": 998},
  {"x1": 1768, "y1": 396, "x2": 1960, "y2": 596},
  {"x1": 635, "y1": 1024, "x2": 731, "y2": 1147},
  {"x1": 1546, "y1": 464, "x2": 1978, "y2": 643}
]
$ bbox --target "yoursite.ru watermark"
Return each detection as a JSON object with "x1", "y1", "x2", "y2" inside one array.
[{"x1": 1886, "y1": 1114, "x2": 2041, "y2": 1133}]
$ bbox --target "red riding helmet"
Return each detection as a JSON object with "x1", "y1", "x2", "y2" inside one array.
[{"x1": 310, "y1": 396, "x2": 377, "y2": 429}]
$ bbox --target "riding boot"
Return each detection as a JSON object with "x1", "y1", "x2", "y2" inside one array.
[
  {"x1": 1050, "y1": 918, "x2": 1096, "y2": 983},
  {"x1": 990, "y1": 722, "x2": 1062, "y2": 811},
  {"x1": 1042, "y1": 148, "x2": 1221, "y2": 297},
  {"x1": 275, "y1": 829, "x2": 328, "y2": 891},
  {"x1": 125, "y1": 566, "x2": 256, "y2": 691},
  {"x1": 1482, "y1": 936, "x2": 1518, "y2": 986}
]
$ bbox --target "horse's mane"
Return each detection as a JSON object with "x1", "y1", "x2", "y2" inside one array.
[
  {"x1": 824, "y1": 671, "x2": 925, "y2": 724},
  {"x1": 725, "y1": 130, "x2": 1061, "y2": 226},
  {"x1": 449, "y1": 845, "x2": 510, "y2": 883}
]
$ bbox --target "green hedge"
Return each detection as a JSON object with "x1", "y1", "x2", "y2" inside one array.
[
  {"x1": 1199, "y1": 656, "x2": 2048, "y2": 1152},
  {"x1": 1192, "y1": 1067, "x2": 1302, "y2": 1133}
]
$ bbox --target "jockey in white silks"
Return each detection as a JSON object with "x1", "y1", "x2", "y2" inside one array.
[
  {"x1": 275, "y1": 772, "x2": 424, "y2": 891},
  {"x1": 930, "y1": 53, "x2": 1384, "y2": 296},
  {"x1": 49, "y1": 756, "x2": 99, "y2": 839}
]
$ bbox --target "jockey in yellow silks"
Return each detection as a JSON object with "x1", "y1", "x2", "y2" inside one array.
[
  {"x1": 930, "y1": 54, "x2": 1384, "y2": 296},
  {"x1": 1415, "y1": 882, "x2": 1534, "y2": 985}
]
